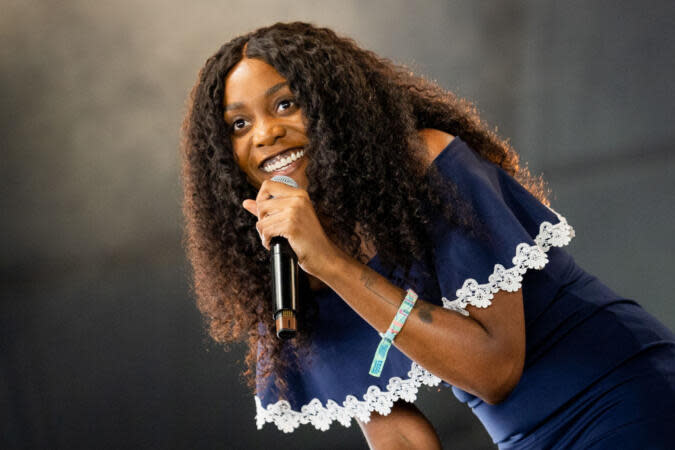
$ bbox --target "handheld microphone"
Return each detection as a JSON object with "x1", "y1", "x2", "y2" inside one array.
[{"x1": 269, "y1": 175, "x2": 299, "y2": 339}]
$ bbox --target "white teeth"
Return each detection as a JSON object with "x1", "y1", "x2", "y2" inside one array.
[{"x1": 262, "y1": 149, "x2": 304, "y2": 173}]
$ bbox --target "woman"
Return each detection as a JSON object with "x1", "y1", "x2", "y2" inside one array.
[{"x1": 180, "y1": 22, "x2": 675, "y2": 448}]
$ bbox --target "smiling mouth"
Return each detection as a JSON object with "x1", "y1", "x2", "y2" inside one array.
[{"x1": 260, "y1": 148, "x2": 305, "y2": 173}]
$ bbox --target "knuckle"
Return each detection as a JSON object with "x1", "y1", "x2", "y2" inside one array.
[{"x1": 257, "y1": 182, "x2": 269, "y2": 198}]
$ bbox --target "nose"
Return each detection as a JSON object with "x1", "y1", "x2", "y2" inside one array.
[{"x1": 253, "y1": 122, "x2": 286, "y2": 147}]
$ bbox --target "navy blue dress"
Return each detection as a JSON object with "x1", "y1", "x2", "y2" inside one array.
[{"x1": 254, "y1": 137, "x2": 675, "y2": 448}]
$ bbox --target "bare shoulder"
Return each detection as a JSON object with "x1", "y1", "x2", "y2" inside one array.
[{"x1": 417, "y1": 128, "x2": 455, "y2": 168}]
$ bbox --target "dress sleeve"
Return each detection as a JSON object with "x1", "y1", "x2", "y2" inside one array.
[{"x1": 429, "y1": 137, "x2": 575, "y2": 316}]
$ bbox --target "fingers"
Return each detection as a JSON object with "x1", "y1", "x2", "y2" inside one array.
[
  {"x1": 255, "y1": 179, "x2": 308, "y2": 206},
  {"x1": 255, "y1": 213, "x2": 291, "y2": 250},
  {"x1": 244, "y1": 179, "x2": 308, "y2": 220},
  {"x1": 245, "y1": 179, "x2": 309, "y2": 250},
  {"x1": 259, "y1": 196, "x2": 309, "y2": 221}
]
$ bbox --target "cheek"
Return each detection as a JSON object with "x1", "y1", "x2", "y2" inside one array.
[
  {"x1": 235, "y1": 157, "x2": 249, "y2": 174},
  {"x1": 232, "y1": 147, "x2": 259, "y2": 186},
  {"x1": 231, "y1": 145, "x2": 247, "y2": 169},
  {"x1": 293, "y1": 113, "x2": 308, "y2": 131}
]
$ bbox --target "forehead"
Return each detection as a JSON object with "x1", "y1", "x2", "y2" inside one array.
[{"x1": 224, "y1": 57, "x2": 288, "y2": 103}]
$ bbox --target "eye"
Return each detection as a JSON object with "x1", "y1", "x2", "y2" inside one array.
[
  {"x1": 277, "y1": 98, "x2": 296, "y2": 113},
  {"x1": 231, "y1": 118, "x2": 248, "y2": 133}
]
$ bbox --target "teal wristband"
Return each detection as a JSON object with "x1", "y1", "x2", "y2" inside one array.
[{"x1": 369, "y1": 289, "x2": 418, "y2": 377}]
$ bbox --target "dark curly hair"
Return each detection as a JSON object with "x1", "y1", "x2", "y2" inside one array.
[{"x1": 180, "y1": 21, "x2": 549, "y2": 397}]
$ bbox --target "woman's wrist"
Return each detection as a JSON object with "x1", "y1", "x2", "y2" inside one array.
[
  {"x1": 312, "y1": 239, "x2": 373, "y2": 296},
  {"x1": 316, "y1": 243, "x2": 355, "y2": 285}
]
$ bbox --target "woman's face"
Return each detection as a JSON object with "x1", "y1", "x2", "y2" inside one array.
[{"x1": 223, "y1": 57, "x2": 310, "y2": 190}]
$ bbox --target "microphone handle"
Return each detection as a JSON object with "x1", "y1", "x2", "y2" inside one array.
[{"x1": 270, "y1": 235, "x2": 299, "y2": 339}]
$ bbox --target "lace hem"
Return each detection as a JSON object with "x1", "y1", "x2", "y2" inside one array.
[
  {"x1": 255, "y1": 362, "x2": 441, "y2": 433},
  {"x1": 442, "y1": 209, "x2": 575, "y2": 316}
]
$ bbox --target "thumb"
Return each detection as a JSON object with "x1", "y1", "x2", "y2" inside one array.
[{"x1": 242, "y1": 199, "x2": 258, "y2": 216}]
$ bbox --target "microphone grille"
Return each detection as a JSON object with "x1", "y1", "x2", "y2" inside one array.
[{"x1": 270, "y1": 175, "x2": 299, "y2": 188}]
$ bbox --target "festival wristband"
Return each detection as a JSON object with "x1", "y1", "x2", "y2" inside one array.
[{"x1": 368, "y1": 288, "x2": 418, "y2": 377}]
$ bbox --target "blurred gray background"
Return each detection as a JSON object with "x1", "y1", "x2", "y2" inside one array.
[{"x1": 2, "y1": 1, "x2": 673, "y2": 449}]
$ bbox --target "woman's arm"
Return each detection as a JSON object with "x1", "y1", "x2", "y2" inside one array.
[
  {"x1": 246, "y1": 129, "x2": 525, "y2": 404},
  {"x1": 319, "y1": 129, "x2": 525, "y2": 404},
  {"x1": 357, "y1": 401, "x2": 442, "y2": 450},
  {"x1": 321, "y1": 248, "x2": 525, "y2": 404}
]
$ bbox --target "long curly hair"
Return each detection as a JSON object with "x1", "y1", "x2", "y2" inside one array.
[{"x1": 180, "y1": 21, "x2": 548, "y2": 397}]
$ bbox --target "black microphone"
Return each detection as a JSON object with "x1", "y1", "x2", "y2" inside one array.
[{"x1": 269, "y1": 175, "x2": 299, "y2": 339}]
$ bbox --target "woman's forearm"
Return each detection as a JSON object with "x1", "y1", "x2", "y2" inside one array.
[{"x1": 320, "y1": 246, "x2": 521, "y2": 403}]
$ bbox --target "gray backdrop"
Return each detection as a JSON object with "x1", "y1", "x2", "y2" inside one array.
[{"x1": 2, "y1": 1, "x2": 673, "y2": 449}]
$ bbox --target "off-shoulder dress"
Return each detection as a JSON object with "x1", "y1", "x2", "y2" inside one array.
[{"x1": 254, "y1": 137, "x2": 675, "y2": 448}]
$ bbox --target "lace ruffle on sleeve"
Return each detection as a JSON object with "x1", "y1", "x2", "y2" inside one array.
[{"x1": 428, "y1": 138, "x2": 574, "y2": 316}]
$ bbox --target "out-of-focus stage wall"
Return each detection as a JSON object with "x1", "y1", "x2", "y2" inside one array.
[{"x1": 2, "y1": 1, "x2": 673, "y2": 448}]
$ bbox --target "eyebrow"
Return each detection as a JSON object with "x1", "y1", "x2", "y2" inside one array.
[{"x1": 224, "y1": 81, "x2": 289, "y2": 112}]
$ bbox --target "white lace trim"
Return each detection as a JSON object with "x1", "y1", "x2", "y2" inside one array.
[
  {"x1": 255, "y1": 210, "x2": 574, "y2": 432},
  {"x1": 442, "y1": 210, "x2": 575, "y2": 316},
  {"x1": 255, "y1": 362, "x2": 442, "y2": 433}
]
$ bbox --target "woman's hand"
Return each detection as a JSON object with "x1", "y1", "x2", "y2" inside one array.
[{"x1": 242, "y1": 179, "x2": 343, "y2": 278}]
